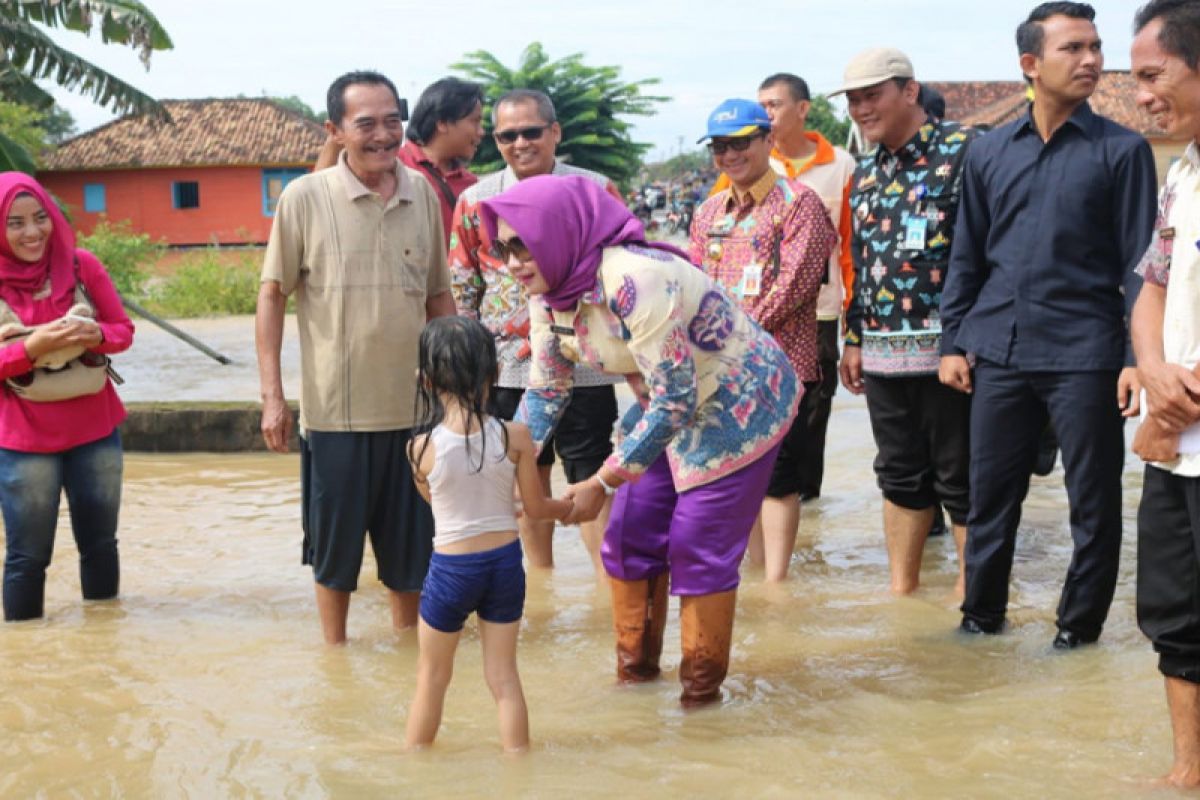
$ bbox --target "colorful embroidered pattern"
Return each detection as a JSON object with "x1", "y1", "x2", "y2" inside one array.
[
  {"x1": 449, "y1": 163, "x2": 622, "y2": 388},
  {"x1": 612, "y1": 274, "x2": 638, "y2": 318},
  {"x1": 1137, "y1": 180, "x2": 1178, "y2": 289},
  {"x1": 689, "y1": 176, "x2": 836, "y2": 382},
  {"x1": 846, "y1": 120, "x2": 977, "y2": 376},
  {"x1": 521, "y1": 247, "x2": 798, "y2": 491},
  {"x1": 687, "y1": 290, "x2": 735, "y2": 352}
]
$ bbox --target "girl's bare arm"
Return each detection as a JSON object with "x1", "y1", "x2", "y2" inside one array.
[{"x1": 506, "y1": 422, "x2": 573, "y2": 521}]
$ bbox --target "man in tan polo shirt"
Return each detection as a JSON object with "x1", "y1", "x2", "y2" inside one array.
[{"x1": 256, "y1": 70, "x2": 455, "y2": 645}]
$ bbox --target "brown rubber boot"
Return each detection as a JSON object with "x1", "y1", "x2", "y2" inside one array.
[
  {"x1": 610, "y1": 573, "x2": 669, "y2": 683},
  {"x1": 679, "y1": 589, "x2": 738, "y2": 708}
]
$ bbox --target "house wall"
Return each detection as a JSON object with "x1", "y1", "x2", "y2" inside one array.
[
  {"x1": 39, "y1": 165, "x2": 302, "y2": 246},
  {"x1": 1151, "y1": 138, "x2": 1189, "y2": 186}
]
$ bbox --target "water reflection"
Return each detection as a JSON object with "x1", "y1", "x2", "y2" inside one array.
[{"x1": 0, "y1": 316, "x2": 1182, "y2": 796}]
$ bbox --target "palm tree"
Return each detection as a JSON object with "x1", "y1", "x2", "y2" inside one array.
[
  {"x1": 453, "y1": 43, "x2": 666, "y2": 188},
  {"x1": 0, "y1": 0, "x2": 172, "y2": 172}
]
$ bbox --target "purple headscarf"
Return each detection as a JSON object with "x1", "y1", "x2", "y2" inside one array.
[{"x1": 478, "y1": 174, "x2": 689, "y2": 311}]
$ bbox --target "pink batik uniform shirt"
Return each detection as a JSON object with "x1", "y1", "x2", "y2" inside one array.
[
  {"x1": 689, "y1": 170, "x2": 837, "y2": 382},
  {"x1": 0, "y1": 249, "x2": 133, "y2": 453}
]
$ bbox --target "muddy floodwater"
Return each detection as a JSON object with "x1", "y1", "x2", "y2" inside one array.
[{"x1": 0, "y1": 316, "x2": 1185, "y2": 797}]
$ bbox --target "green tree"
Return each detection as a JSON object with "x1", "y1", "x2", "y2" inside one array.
[
  {"x1": 40, "y1": 103, "x2": 75, "y2": 143},
  {"x1": 0, "y1": 100, "x2": 76, "y2": 167},
  {"x1": 270, "y1": 94, "x2": 324, "y2": 123},
  {"x1": 241, "y1": 92, "x2": 325, "y2": 124},
  {"x1": 643, "y1": 149, "x2": 710, "y2": 184},
  {"x1": 0, "y1": 100, "x2": 45, "y2": 158},
  {"x1": 0, "y1": 0, "x2": 173, "y2": 172},
  {"x1": 807, "y1": 95, "x2": 851, "y2": 149},
  {"x1": 452, "y1": 42, "x2": 666, "y2": 187}
]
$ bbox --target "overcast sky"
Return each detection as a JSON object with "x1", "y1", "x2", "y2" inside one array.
[{"x1": 48, "y1": 0, "x2": 1149, "y2": 161}]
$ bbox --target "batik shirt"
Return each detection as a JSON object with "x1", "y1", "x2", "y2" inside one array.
[
  {"x1": 1136, "y1": 141, "x2": 1200, "y2": 478},
  {"x1": 845, "y1": 119, "x2": 976, "y2": 376},
  {"x1": 449, "y1": 161, "x2": 624, "y2": 388},
  {"x1": 519, "y1": 245, "x2": 799, "y2": 491},
  {"x1": 689, "y1": 170, "x2": 837, "y2": 382}
]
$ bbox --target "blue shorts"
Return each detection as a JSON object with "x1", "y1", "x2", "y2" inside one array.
[{"x1": 419, "y1": 539, "x2": 525, "y2": 633}]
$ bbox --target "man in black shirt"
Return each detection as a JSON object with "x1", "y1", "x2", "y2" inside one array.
[{"x1": 940, "y1": 1, "x2": 1156, "y2": 647}]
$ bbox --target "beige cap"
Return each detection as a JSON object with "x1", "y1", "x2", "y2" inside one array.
[{"x1": 828, "y1": 47, "x2": 915, "y2": 96}]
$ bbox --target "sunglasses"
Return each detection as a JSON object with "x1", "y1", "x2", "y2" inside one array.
[
  {"x1": 707, "y1": 132, "x2": 766, "y2": 156},
  {"x1": 493, "y1": 125, "x2": 550, "y2": 145},
  {"x1": 492, "y1": 236, "x2": 533, "y2": 264}
]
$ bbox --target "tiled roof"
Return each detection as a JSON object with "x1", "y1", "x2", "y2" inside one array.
[
  {"x1": 924, "y1": 80, "x2": 1026, "y2": 123},
  {"x1": 927, "y1": 72, "x2": 1171, "y2": 138},
  {"x1": 41, "y1": 98, "x2": 327, "y2": 171}
]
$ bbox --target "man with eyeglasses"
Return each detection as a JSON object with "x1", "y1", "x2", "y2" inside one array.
[
  {"x1": 710, "y1": 76, "x2": 857, "y2": 511},
  {"x1": 449, "y1": 88, "x2": 624, "y2": 574},
  {"x1": 688, "y1": 99, "x2": 837, "y2": 583},
  {"x1": 831, "y1": 48, "x2": 979, "y2": 597}
]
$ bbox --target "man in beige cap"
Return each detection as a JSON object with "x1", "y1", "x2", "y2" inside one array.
[{"x1": 832, "y1": 48, "x2": 979, "y2": 597}]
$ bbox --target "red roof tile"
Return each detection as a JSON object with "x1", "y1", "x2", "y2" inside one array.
[
  {"x1": 41, "y1": 98, "x2": 327, "y2": 171},
  {"x1": 924, "y1": 80, "x2": 1026, "y2": 123},
  {"x1": 926, "y1": 72, "x2": 1171, "y2": 137}
]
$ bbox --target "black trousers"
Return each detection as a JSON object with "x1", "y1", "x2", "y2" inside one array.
[
  {"x1": 961, "y1": 361, "x2": 1124, "y2": 639},
  {"x1": 1138, "y1": 465, "x2": 1200, "y2": 683},
  {"x1": 798, "y1": 319, "x2": 839, "y2": 499}
]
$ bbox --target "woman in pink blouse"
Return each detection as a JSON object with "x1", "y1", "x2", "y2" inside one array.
[
  {"x1": 0, "y1": 173, "x2": 134, "y2": 621},
  {"x1": 480, "y1": 175, "x2": 799, "y2": 707}
]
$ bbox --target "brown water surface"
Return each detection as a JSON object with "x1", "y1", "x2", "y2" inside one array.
[{"x1": 0, "y1": 316, "x2": 1183, "y2": 797}]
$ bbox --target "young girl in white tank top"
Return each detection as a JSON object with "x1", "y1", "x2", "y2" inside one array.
[{"x1": 405, "y1": 317, "x2": 571, "y2": 753}]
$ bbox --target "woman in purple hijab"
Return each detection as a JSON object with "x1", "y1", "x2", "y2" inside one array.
[{"x1": 480, "y1": 175, "x2": 801, "y2": 707}]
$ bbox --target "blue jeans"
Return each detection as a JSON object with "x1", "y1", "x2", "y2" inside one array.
[{"x1": 0, "y1": 430, "x2": 123, "y2": 621}]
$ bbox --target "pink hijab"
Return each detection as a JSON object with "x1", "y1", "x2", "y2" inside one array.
[{"x1": 0, "y1": 172, "x2": 77, "y2": 312}]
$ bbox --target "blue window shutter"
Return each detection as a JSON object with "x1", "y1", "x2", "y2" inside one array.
[
  {"x1": 83, "y1": 183, "x2": 106, "y2": 213},
  {"x1": 262, "y1": 168, "x2": 307, "y2": 216}
]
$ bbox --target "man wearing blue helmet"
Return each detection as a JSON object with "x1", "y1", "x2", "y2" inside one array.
[{"x1": 689, "y1": 99, "x2": 837, "y2": 584}]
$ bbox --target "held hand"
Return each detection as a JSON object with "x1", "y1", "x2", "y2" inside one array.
[
  {"x1": 1117, "y1": 367, "x2": 1141, "y2": 418},
  {"x1": 938, "y1": 355, "x2": 973, "y2": 394},
  {"x1": 562, "y1": 478, "x2": 606, "y2": 525},
  {"x1": 1142, "y1": 362, "x2": 1200, "y2": 432},
  {"x1": 0, "y1": 322, "x2": 28, "y2": 341},
  {"x1": 65, "y1": 319, "x2": 102, "y2": 349},
  {"x1": 838, "y1": 345, "x2": 865, "y2": 395},
  {"x1": 22, "y1": 321, "x2": 90, "y2": 361},
  {"x1": 260, "y1": 395, "x2": 294, "y2": 454}
]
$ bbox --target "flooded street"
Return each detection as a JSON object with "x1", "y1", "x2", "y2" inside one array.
[{"x1": 0, "y1": 315, "x2": 1183, "y2": 797}]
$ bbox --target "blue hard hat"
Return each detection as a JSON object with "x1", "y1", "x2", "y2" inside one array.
[{"x1": 698, "y1": 98, "x2": 771, "y2": 143}]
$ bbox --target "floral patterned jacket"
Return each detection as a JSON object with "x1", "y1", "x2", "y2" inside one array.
[{"x1": 518, "y1": 245, "x2": 799, "y2": 491}]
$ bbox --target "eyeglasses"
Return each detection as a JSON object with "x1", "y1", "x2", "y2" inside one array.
[
  {"x1": 707, "y1": 133, "x2": 766, "y2": 156},
  {"x1": 492, "y1": 236, "x2": 533, "y2": 264},
  {"x1": 493, "y1": 125, "x2": 550, "y2": 145}
]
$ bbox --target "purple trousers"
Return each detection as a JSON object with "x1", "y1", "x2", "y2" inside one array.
[{"x1": 601, "y1": 444, "x2": 781, "y2": 596}]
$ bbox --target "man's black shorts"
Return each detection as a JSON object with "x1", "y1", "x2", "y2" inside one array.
[
  {"x1": 863, "y1": 373, "x2": 971, "y2": 524},
  {"x1": 765, "y1": 380, "x2": 820, "y2": 498},
  {"x1": 492, "y1": 385, "x2": 617, "y2": 483},
  {"x1": 300, "y1": 429, "x2": 433, "y2": 592}
]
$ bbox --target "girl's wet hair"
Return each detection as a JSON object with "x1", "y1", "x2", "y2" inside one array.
[{"x1": 410, "y1": 315, "x2": 506, "y2": 473}]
